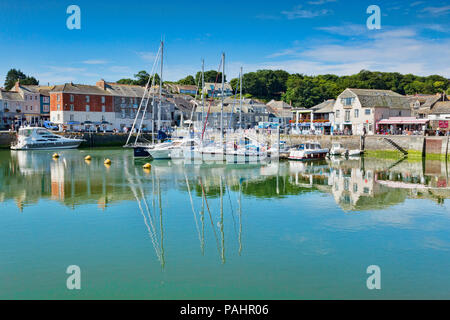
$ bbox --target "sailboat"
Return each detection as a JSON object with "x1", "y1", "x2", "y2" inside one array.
[{"x1": 191, "y1": 55, "x2": 268, "y2": 163}]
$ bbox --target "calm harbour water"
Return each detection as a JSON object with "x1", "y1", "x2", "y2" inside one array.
[{"x1": 0, "y1": 148, "x2": 449, "y2": 299}]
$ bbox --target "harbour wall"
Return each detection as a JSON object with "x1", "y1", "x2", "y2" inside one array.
[
  {"x1": 0, "y1": 131, "x2": 153, "y2": 149},
  {"x1": 283, "y1": 134, "x2": 449, "y2": 157}
]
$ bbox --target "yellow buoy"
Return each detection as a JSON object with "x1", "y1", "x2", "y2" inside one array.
[
  {"x1": 84, "y1": 155, "x2": 92, "y2": 161},
  {"x1": 143, "y1": 163, "x2": 152, "y2": 169},
  {"x1": 104, "y1": 159, "x2": 111, "y2": 165},
  {"x1": 52, "y1": 153, "x2": 59, "y2": 158}
]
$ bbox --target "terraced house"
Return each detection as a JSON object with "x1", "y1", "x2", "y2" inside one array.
[
  {"x1": 13, "y1": 81, "x2": 41, "y2": 125},
  {"x1": 0, "y1": 89, "x2": 25, "y2": 129},
  {"x1": 333, "y1": 88, "x2": 411, "y2": 135},
  {"x1": 49, "y1": 83, "x2": 114, "y2": 131}
]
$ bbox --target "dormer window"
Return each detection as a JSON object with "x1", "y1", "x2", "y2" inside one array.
[{"x1": 342, "y1": 97, "x2": 354, "y2": 106}]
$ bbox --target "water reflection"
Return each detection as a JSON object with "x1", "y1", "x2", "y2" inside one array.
[{"x1": 2, "y1": 150, "x2": 450, "y2": 212}]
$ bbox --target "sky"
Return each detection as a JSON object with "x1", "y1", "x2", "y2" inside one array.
[{"x1": 0, "y1": 0, "x2": 449, "y2": 86}]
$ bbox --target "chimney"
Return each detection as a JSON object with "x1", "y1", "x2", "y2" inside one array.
[{"x1": 96, "y1": 79, "x2": 106, "y2": 90}]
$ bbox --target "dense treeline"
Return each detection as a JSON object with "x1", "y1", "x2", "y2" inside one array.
[{"x1": 228, "y1": 69, "x2": 450, "y2": 108}]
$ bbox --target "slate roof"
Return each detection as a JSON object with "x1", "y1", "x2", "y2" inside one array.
[
  {"x1": 103, "y1": 82, "x2": 146, "y2": 97},
  {"x1": 312, "y1": 99, "x2": 335, "y2": 113},
  {"x1": 340, "y1": 88, "x2": 410, "y2": 110},
  {"x1": 429, "y1": 101, "x2": 450, "y2": 114},
  {"x1": 51, "y1": 83, "x2": 112, "y2": 95},
  {"x1": 0, "y1": 90, "x2": 24, "y2": 101}
]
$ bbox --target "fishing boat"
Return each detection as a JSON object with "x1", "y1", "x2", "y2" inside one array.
[
  {"x1": 288, "y1": 142, "x2": 329, "y2": 161},
  {"x1": 11, "y1": 127, "x2": 84, "y2": 150}
]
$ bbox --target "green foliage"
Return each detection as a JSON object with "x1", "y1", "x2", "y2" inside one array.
[
  {"x1": 177, "y1": 75, "x2": 196, "y2": 85},
  {"x1": 241, "y1": 70, "x2": 289, "y2": 101},
  {"x1": 4, "y1": 69, "x2": 39, "y2": 90},
  {"x1": 194, "y1": 70, "x2": 226, "y2": 84},
  {"x1": 117, "y1": 71, "x2": 160, "y2": 86},
  {"x1": 283, "y1": 70, "x2": 450, "y2": 108}
]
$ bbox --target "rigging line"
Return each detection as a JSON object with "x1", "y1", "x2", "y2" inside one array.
[
  {"x1": 158, "y1": 178, "x2": 165, "y2": 270},
  {"x1": 126, "y1": 44, "x2": 162, "y2": 145},
  {"x1": 201, "y1": 58, "x2": 223, "y2": 140},
  {"x1": 126, "y1": 171, "x2": 161, "y2": 261},
  {"x1": 134, "y1": 167, "x2": 161, "y2": 250},
  {"x1": 185, "y1": 172, "x2": 202, "y2": 246},
  {"x1": 224, "y1": 179, "x2": 238, "y2": 239},
  {"x1": 136, "y1": 69, "x2": 158, "y2": 144},
  {"x1": 227, "y1": 75, "x2": 241, "y2": 131},
  {"x1": 199, "y1": 177, "x2": 221, "y2": 256}
]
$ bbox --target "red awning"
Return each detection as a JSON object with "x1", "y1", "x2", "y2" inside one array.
[{"x1": 378, "y1": 117, "x2": 429, "y2": 125}]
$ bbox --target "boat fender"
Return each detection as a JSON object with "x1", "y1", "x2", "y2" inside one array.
[
  {"x1": 104, "y1": 159, "x2": 111, "y2": 165},
  {"x1": 52, "y1": 153, "x2": 60, "y2": 158},
  {"x1": 84, "y1": 155, "x2": 92, "y2": 161}
]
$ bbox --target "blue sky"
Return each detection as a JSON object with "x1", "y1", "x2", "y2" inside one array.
[{"x1": 0, "y1": 0, "x2": 449, "y2": 86}]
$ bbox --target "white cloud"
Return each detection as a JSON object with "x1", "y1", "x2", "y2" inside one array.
[
  {"x1": 308, "y1": 0, "x2": 337, "y2": 5},
  {"x1": 317, "y1": 24, "x2": 367, "y2": 36},
  {"x1": 421, "y1": 5, "x2": 450, "y2": 16},
  {"x1": 137, "y1": 51, "x2": 158, "y2": 62},
  {"x1": 281, "y1": 5, "x2": 332, "y2": 19},
  {"x1": 82, "y1": 59, "x2": 108, "y2": 65},
  {"x1": 256, "y1": 27, "x2": 450, "y2": 77}
]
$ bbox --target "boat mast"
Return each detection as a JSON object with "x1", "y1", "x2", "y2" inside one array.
[
  {"x1": 201, "y1": 59, "x2": 205, "y2": 127},
  {"x1": 158, "y1": 40, "x2": 163, "y2": 138},
  {"x1": 239, "y1": 66, "x2": 243, "y2": 130},
  {"x1": 221, "y1": 52, "x2": 225, "y2": 152}
]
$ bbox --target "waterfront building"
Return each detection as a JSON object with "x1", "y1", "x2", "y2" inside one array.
[
  {"x1": 427, "y1": 101, "x2": 450, "y2": 132},
  {"x1": 266, "y1": 100, "x2": 293, "y2": 126},
  {"x1": 408, "y1": 93, "x2": 446, "y2": 119},
  {"x1": 202, "y1": 82, "x2": 233, "y2": 98},
  {"x1": 333, "y1": 88, "x2": 411, "y2": 135},
  {"x1": 18, "y1": 85, "x2": 54, "y2": 123},
  {"x1": 49, "y1": 83, "x2": 114, "y2": 131},
  {"x1": 13, "y1": 81, "x2": 41, "y2": 125},
  {"x1": 0, "y1": 89, "x2": 25, "y2": 129},
  {"x1": 292, "y1": 99, "x2": 335, "y2": 135},
  {"x1": 166, "y1": 84, "x2": 198, "y2": 95},
  {"x1": 95, "y1": 79, "x2": 154, "y2": 132}
]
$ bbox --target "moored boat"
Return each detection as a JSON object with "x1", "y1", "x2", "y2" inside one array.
[
  {"x1": 288, "y1": 142, "x2": 329, "y2": 161},
  {"x1": 11, "y1": 127, "x2": 84, "y2": 150}
]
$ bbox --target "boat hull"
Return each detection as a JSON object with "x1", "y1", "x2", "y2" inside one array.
[
  {"x1": 288, "y1": 150, "x2": 328, "y2": 161},
  {"x1": 11, "y1": 141, "x2": 83, "y2": 150}
]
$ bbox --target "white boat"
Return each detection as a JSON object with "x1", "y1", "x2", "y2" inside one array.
[
  {"x1": 288, "y1": 142, "x2": 329, "y2": 161},
  {"x1": 11, "y1": 127, "x2": 84, "y2": 150},
  {"x1": 168, "y1": 139, "x2": 201, "y2": 159},
  {"x1": 348, "y1": 149, "x2": 363, "y2": 157},
  {"x1": 329, "y1": 143, "x2": 346, "y2": 156}
]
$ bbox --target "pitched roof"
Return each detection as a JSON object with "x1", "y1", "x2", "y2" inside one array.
[
  {"x1": 103, "y1": 82, "x2": 146, "y2": 97},
  {"x1": 340, "y1": 88, "x2": 410, "y2": 110},
  {"x1": 0, "y1": 90, "x2": 24, "y2": 101},
  {"x1": 267, "y1": 99, "x2": 292, "y2": 109},
  {"x1": 50, "y1": 83, "x2": 112, "y2": 95},
  {"x1": 429, "y1": 101, "x2": 450, "y2": 114},
  {"x1": 21, "y1": 85, "x2": 55, "y2": 96},
  {"x1": 312, "y1": 99, "x2": 335, "y2": 113}
]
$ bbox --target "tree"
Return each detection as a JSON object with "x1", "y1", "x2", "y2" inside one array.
[
  {"x1": 4, "y1": 69, "x2": 39, "y2": 90},
  {"x1": 177, "y1": 75, "x2": 196, "y2": 85},
  {"x1": 195, "y1": 70, "x2": 226, "y2": 85},
  {"x1": 117, "y1": 71, "x2": 160, "y2": 86}
]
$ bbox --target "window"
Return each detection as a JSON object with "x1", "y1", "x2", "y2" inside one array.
[
  {"x1": 57, "y1": 114, "x2": 60, "y2": 121},
  {"x1": 101, "y1": 96, "x2": 105, "y2": 103},
  {"x1": 365, "y1": 108, "x2": 370, "y2": 115},
  {"x1": 57, "y1": 95, "x2": 60, "y2": 102},
  {"x1": 398, "y1": 111, "x2": 402, "y2": 116},
  {"x1": 122, "y1": 97, "x2": 125, "y2": 103},
  {"x1": 35, "y1": 95, "x2": 38, "y2": 100},
  {"x1": 354, "y1": 109, "x2": 359, "y2": 118},
  {"x1": 70, "y1": 104, "x2": 74, "y2": 111},
  {"x1": 102, "y1": 105, "x2": 105, "y2": 113},
  {"x1": 342, "y1": 97, "x2": 354, "y2": 106},
  {"x1": 101, "y1": 115, "x2": 105, "y2": 121},
  {"x1": 30, "y1": 106, "x2": 33, "y2": 111},
  {"x1": 336, "y1": 110, "x2": 340, "y2": 118},
  {"x1": 86, "y1": 105, "x2": 90, "y2": 112},
  {"x1": 345, "y1": 110, "x2": 350, "y2": 122},
  {"x1": 86, "y1": 96, "x2": 90, "y2": 103},
  {"x1": 70, "y1": 95, "x2": 74, "y2": 102},
  {"x1": 70, "y1": 114, "x2": 74, "y2": 121},
  {"x1": 57, "y1": 104, "x2": 60, "y2": 111},
  {"x1": 353, "y1": 183, "x2": 358, "y2": 193}
]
